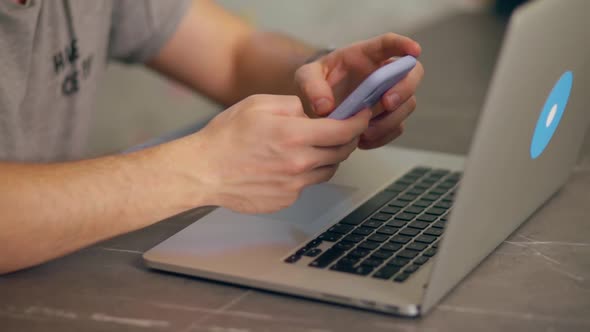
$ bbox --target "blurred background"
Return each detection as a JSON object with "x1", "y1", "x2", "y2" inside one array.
[{"x1": 89, "y1": 0, "x2": 525, "y2": 157}]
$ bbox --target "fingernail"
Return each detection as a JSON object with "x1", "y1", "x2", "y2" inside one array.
[
  {"x1": 313, "y1": 98, "x2": 331, "y2": 114},
  {"x1": 386, "y1": 93, "x2": 401, "y2": 110}
]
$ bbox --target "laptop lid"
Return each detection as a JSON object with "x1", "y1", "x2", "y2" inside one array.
[{"x1": 422, "y1": 0, "x2": 590, "y2": 312}]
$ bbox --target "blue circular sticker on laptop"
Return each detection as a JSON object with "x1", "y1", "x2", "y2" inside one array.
[{"x1": 530, "y1": 71, "x2": 573, "y2": 159}]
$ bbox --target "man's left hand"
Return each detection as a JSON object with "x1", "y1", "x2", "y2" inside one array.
[{"x1": 295, "y1": 33, "x2": 424, "y2": 149}]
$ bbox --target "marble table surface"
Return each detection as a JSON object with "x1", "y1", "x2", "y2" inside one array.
[{"x1": 2, "y1": 12, "x2": 589, "y2": 332}]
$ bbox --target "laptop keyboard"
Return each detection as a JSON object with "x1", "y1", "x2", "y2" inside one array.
[{"x1": 284, "y1": 167, "x2": 461, "y2": 283}]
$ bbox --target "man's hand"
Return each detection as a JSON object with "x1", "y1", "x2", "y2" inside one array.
[
  {"x1": 295, "y1": 33, "x2": 424, "y2": 149},
  {"x1": 172, "y1": 95, "x2": 371, "y2": 214}
]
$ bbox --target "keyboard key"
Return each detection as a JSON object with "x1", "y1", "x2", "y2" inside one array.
[
  {"x1": 348, "y1": 248, "x2": 371, "y2": 258},
  {"x1": 423, "y1": 248, "x2": 438, "y2": 257},
  {"x1": 339, "y1": 190, "x2": 398, "y2": 226},
  {"x1": 336, "y1": 256, "x2": 361, "y2": 266},
  {"x1": 432, "y1": 221, "x2": 446, "y2": 229},
  {"x1": 358, "y1": 241, "x2": 380, "y2": 250},
  {"x1": 331, "y1": 264, "x2": 374, "y2": 276},
  {"x1": 422, "y1": 194, "x2": 440, "y2": 201},
  {"x1": 373, "y1": 266, "x2": 401, "y2": 279},
  {"x1": 394, "y1": 272, "x2": 411, "y2": 282},
  {"x1": 417, "y1": 214, "x2": 437, "y2": 222},
  {"x1": 397, "y1": 249, "x2": 419, "y2": 259},
  {"x1": 343, "y1": 234, "x2": 364, "y2": 243},
  {"x1": 371, "y1": 213, "x2": 391, "y2": 222},
  {"x1": 376, "y1": 226, "x2": 398, "y2": 236},
  {"x1": 395, "y1": 179, "x2": 414, "y2": 186},
  {"x1": 406, "y1": 242, "x2": 428, "y2": 252},
  {"x1": 389, "y1": 200, "x2": 409, "y2": 208},
  {"x1": 368, "y1": 234, "x2": 389, "y2": 243},
  {"x1": 414, "y1": 183, "x2": 430, "y2": 190},
  {"x1": 352, "y1": 227, "x2": 374, "y2": 236},
  {"x1": 414, "y1": 256, "x2": 429, "y2": 265},
  {"x1": 380, "y1": 206, "x2": 401, "y2": 215},
  {"x1": 328, "y1": 224, "x2": 354, "y2": 234},
  {"x1": 432, "y1": 241, "x2": 440, "y2": 248},
  {"x1": 426, "y1": 207, "x2": 446, "y2": 216},
  {"x1": 424, "y1": 227, "x2": 444, "y2": 237},
  {"x1": 415, "y1": 235, "x2": 436, "y2": 244},
  {"x1": 387, "y1": 257, "x2": 410, "y2": 267},
  {"x1": 399, "y1": 228, "x2": 420, "y2": 236},
  {"x1": 407, "y1": 188, "x2": 425, "y2": 196},
  {"x1": 404, "y1": 206, "x2": 424, "y2": 215},
  {"x1": 334, "y1": 241, "x2": 356, "y2": 251},
  {"x1": 363, "y1": 220, "x2": 383, "y2": 228},
  {"x1": 429, "y1": 188, "x2": 447, "y2": 195},
  {"x1": 371, "y1": 250, "x2": 394, "y2": 260},
  {"x1": 409, "y1": 167, "x2": 431, "y2": 175},
  {"x1": 391, "y1": 235, "x2": 412, "y2": 244},
  {"x1": 395, "y1": 213, "x2": 415, "y2": 221},
  {"x1": 361, "y1": 257, "x2": 384, "y2": 267},
  {"x1": 386, "y1": 219, "x2": 407, "y2": 228},
  {"x1": 381, "y1": 242, "x2": 402, "y2": 252},
  {"x1": 305, "y1": 239, "x2": 323, "y2": 248},
  {"x1": 413, "y1": 200, "x2": 431, "y2": 208},
  {"x1": 309, "y1": 248, "x2": 345, "y2": 268},
  {"x1": 437, "y1": 182, "x2": 454, "y2": 190},
  {"x1": 304, "y1": 248, "x2": 322, "y2": 257},
  {"x1": 434, "y1": 201, "x2": 452, "y2": 209},
  {"x1": 441, "y1": 197, "x2": 453, "y2": 204},
  {"x1": 285, "y1": 255, "x2": 301, "y2": 263},
  {"x1": 296, "y1": 247, "x2": 310, "y2": 256},
  {"x1": 404, "y1": 264, "x2": 420, "y2": 274},
  {"x1": 319, "y1": 232, "x2": 342, "y2": 242},
  {"x1": 448, "y1": 171, "x2": 462, "y2": 180},
  {"x1": 408, "y1": 221, "x2": 430, "y2": 230},
  {"x1": 420, "y1": 178, "x2": 437, "y2": 185},
  {"x1": 402, "y1": 174, "x2": 421, "y2": 182},
  {"x1": 431, "y1": 169, "x2": 450, "y2": 177},
  {"x1": 398, "y1": 194, "x2": 418, "y2": 202},
  {"x1": 386, "y1": 183, "x2": 408, "y2": 193}
]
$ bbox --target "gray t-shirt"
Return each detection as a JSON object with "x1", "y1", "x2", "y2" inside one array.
[{"x1": 0, "y1": 0, "x2": 190, "y2": 162}]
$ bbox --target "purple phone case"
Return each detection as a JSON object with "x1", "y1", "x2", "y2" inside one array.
[{"x1": 327, "y1": 55, "x2": 417, "y2": 120}]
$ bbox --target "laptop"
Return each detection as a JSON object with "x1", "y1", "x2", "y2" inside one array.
[{"x1": 144, "y1": 0, "x2": 589, "y2": 317}]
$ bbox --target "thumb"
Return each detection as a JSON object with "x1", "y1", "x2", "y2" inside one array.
[{"x1": 295, "y1": 62, "x2": 335, "y2": 117}]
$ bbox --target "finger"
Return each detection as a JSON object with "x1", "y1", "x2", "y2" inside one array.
[
  {"x1": 306, "y1": 137, "x2": 359, "y2": 168},
  {"x1": 290, "y1": 109, "x2": 371, "y2": 147},
  {"x1": 295, "y1": 62, "x2": 335, "y2": 116},
  {"x1": 361, "y1": 33, "x2": 421, "y2": 65},
  {"x1": 380, "y1": 61, "x2": 424, "y2": 111},
  {"x1": 297, "y1": 164, "x2": 339, "y2": 187},
  {"x1": 243, "y1": 94, "x2": 307, "y2": 117},
  {"x1": 363, "y1": 96, "x2": 416, "y2": 142},
  {"x1": 359, "y1": 123, "x2": 405, "y2": 150}
]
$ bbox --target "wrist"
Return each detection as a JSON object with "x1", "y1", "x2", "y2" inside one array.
[{"x1": 143, "y1": 136, "x2": 213, "y2": 210}]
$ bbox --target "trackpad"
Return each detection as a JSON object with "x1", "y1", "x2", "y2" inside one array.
[{"x1": 260, "y1": 183, "x2": 358, "y2": 227}]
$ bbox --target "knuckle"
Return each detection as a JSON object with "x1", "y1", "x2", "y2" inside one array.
[
  {"x1": 288, "y1": 157, "x2": 312, "y2": 175},
  {"x1": 407, "y1": 96, "x2": 417, "y2": 112},
  {"x1": 294, "y1": 64, "x2": 311, "y2": 83},
  {"x1": 398, "y1": 122, "x2": 406, "y2": 135}
]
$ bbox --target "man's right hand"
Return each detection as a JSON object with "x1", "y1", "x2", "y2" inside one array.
[{"x1": 171, "y1": 94, "x2": 371, "y2": 214}]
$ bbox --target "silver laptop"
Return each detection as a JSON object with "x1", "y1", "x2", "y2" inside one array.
[{"x1": 144, "y1": 0, "x2": 589, "y2": 317}]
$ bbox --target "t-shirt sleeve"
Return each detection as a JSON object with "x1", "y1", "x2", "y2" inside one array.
[{"x1": 108, "y1": 0, "x2": 191, "y2": 64}]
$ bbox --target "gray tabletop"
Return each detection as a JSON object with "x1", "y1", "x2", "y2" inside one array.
[{"x1": 2, "y1": 12, "x2": 589, "y2": 332}]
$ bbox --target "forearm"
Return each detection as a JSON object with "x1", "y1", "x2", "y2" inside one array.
[
  {"x1": 0, "y1": 144, "x2": 204, "y2": 274},
  {"x1": 229, "y1": 31, "x2": 316, "y2": 103},
  {"x1": 147, "y1": 0, "x2": 317, "y2": 106}
]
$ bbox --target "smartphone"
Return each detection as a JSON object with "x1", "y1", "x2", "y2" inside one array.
[{"x1": 327, "y1": 55, "x2": 417, "y2": 120}]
